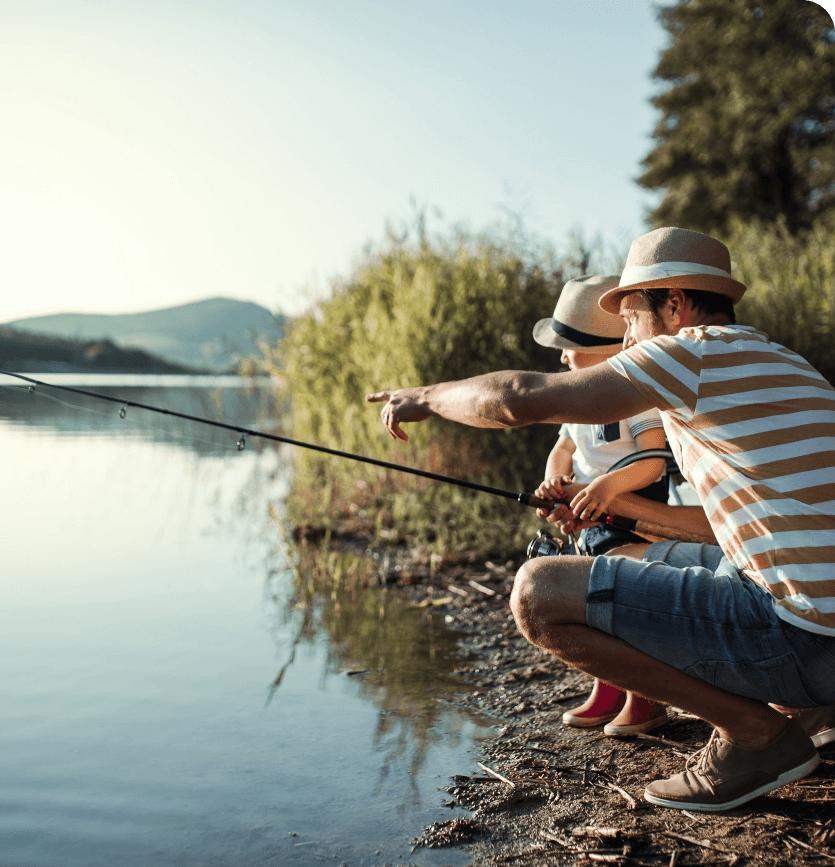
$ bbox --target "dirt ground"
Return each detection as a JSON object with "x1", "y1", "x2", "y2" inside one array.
[{"x1": 368, "y1": 544, "x2": 835, "y2": 867}]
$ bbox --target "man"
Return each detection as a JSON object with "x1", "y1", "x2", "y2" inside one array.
[{"x1": 366, "y1": 227, "x2": 835, "y2": 812}]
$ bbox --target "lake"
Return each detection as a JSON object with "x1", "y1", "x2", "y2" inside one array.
[{"x1": 0, "y1": 374, "x2": 492, "y2": 867}]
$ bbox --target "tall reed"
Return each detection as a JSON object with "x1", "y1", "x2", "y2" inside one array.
[
  {"x1": 271, "y1": 217, "x2": 834, "y2": 558},
  {"x1": 276, "y1": 224, "x2": 621, "y2": 556},
  {"x1": 730, "y1": 218, "x2": 835, "y2": 382}
]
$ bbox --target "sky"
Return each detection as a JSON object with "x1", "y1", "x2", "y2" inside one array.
[{"x1": 1, "y1": 0, "x2": 832, "y2": 322}]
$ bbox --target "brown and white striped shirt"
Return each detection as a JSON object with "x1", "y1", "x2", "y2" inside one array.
[{"x1": 610, "y1": 325, "x2": 835, "y2": 636}]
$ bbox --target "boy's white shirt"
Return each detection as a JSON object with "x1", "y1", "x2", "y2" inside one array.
[{"x1": 559, "y1": 408, "x2": 664, "y2": 484}]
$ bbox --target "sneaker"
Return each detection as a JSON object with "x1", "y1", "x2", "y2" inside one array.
[
  {"x1": 562, "y1": 681, "x2": 626, "y2": 728},
  {"x1": 644, "y1": 719, "x2": 819, "y2": 812},
  {"x1": 795, "y1": 705, "x2": 835, "y2": 748},
  {"x1": 603, "y1": 699, "x2": 668, "y2": 736}
]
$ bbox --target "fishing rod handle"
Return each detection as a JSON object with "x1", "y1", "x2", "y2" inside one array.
[
  {"x1": 522, "y1": 494, "x2": 716, "y2": 545},
  {"x1": 605, "y1": 514, "x2": 715, "y2": 545},
  {"x1": 632, "y1": 520, "x2": 715, "y2": 546},
  {"x1": 519, "y1": 493, "x2": 558, "y2": 510}
]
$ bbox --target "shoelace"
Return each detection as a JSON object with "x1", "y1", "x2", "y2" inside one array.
[{"x1": 686, "y1": 729, "x2": 720, "y2": 775}]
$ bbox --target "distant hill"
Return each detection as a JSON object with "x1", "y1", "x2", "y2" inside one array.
[
  {"x1": 7, "y1": 297, "x2": 285, "y2": 373},
  {"x1": 0, "y1": 327, "x2": 199, "y2": 374}
]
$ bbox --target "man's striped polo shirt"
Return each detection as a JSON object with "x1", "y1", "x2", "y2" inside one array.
[{"x1": 610, "y1": 324, "x2": 835, "y2": 636}]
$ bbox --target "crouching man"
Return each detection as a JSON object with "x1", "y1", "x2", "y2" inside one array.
[{"x1": 366, "y1": 227, "x2": 835, "y2": 812}]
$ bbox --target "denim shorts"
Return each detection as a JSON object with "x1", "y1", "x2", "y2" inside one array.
[
  {"x1": 579, "y1": 524, "x2": 647, "y2": 556},
  {"x1": 587, "y1": 540, "x2": 835, "y2": 708}
]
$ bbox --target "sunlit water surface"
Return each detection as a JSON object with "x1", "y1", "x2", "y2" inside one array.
[{"x1": 0, "y1": 378, "x2": 492, "y2": 867}]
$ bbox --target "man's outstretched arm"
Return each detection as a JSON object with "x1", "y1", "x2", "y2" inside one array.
[{"x1": 365, "y1": 364, "x2": 653, "y2": 441}]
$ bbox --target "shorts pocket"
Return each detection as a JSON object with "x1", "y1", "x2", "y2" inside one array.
[
  {"x1": 784, "y1": 629, "x2": 835, "y2": 705},
  {"x1": 683, "y1": 659, "x2": 717, "y2": 688},
  {"x1": 684, "y1": 652, "x2": 818, "y2": 708},
  {"x1": 752, "y1": 652, "x2": 818, "y2": 708}
]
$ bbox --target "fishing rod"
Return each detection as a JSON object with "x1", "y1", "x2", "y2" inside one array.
[
  {"x1": 0, "y1": 370, "x2": 551, "y2": 503},
  {"x1": 0, "y1": 370, "x2": 714, "y2": 544}
]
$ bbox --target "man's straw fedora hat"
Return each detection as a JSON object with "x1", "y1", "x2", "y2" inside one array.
[
  {"x1": 533, "y1": 274, "x2": 625, "y2": 354},
  {"x1": 598, "y1": 227, "x2": 747, "y2": 315}
]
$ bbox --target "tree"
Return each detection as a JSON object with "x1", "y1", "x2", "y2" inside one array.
[{"x1": 639, "y1": 0, "x2": 835, "y2": 235}]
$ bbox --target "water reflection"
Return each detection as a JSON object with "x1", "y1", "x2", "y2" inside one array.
[
  {"x1": 0, "y1": 378, "x2": 487, "y2": 866},
  {"x1": 269, "y1": 541, "x2": 481, "y2": 813},
  {"x1": 0, "y1": 379, "x2": 284, "y2": 456}
]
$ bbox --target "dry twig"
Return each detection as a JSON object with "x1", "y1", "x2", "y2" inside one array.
[
  {"x1": 660, "y1": 831, "x2": 736, "y2": 855},
  {"x1": 784, "y1": 834, "x2": 835, "y2": 863},
  {"x1": 551, "y1": 690, "x2": 590, "y2": 703},
  {"x1": 417, "y1": 595, "x2": 454, "y2": 607},
  {"x1": 763, "y1": 813, "x2": 829, "y2": 828},
  {"x1": 606, "y1": 781, "x2": 639, "y2": 810},
  {"x1": 477, "y1": 762, "x2": 515, "y2": 787},
  {"x1": 539, "y1": 829, "x2": 570, "y2": 845},
  {"x1": 633, "y1": 732, "x2": 701, "y2": 751},
  {"x1": 571, "y1": 827, "x2": 623, "y2": 839}
]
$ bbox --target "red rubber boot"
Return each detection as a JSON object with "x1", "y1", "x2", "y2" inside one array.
[
  {"x1": 603, "y1": 694, "x2": 668, "y2": 736},
  {"x1": 562, "y1": 680, "x2": 626, "y2": 728}
]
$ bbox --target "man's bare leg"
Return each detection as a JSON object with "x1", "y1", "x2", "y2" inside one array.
[
  {"x1": 510, "y1": 555, "x2": 788, "y2": 746},
  {"x1": 603, "y1": 542, "x2": 651, "y2": 559}
]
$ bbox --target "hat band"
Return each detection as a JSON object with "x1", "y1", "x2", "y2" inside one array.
[
  {"x1": 550, "y1": 319, "x2": 621, "y2": 347},
  {"x1": 620, "y1": 261, "x2": 732, "y2": 288}
]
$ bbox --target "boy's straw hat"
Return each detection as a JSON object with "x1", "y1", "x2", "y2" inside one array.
[
  {"x1": 599, "y1": 227, "x2": 747, "y2": 315},
  {"x1": 533, "y1": 274, "x2": 624, "y2": 354}
]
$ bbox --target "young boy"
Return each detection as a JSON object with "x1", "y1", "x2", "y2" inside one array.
[{"x1": 531, "y1": 275, "x2": 669, "y2": 735}]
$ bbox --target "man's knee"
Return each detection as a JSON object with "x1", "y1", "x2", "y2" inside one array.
[
  {"x1": 509, "y1": 559, "x2": 538, "y2": 636},
  {"x1": 510, "y1": 557, "x2": 589, "y2": 644}
]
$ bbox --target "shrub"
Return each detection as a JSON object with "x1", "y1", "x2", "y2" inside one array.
[{"x1": 277, "y1": 223, "x2": 621, "y2": 556}]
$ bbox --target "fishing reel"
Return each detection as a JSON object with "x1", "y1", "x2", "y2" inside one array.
[{"x1": 526, "y1": 528, "x2": 579, "y2": 559}]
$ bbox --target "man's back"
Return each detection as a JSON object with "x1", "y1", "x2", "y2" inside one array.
[{"x1": 611, "y1": 323, "x2": 835, "y2": 634}]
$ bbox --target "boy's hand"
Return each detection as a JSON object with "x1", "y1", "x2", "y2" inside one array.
[
  {"x1": 569, "y1": 474, "x2": 617, "y2": 522},
  {"x1": 552, "y1": 510, "x2": 601, "y2": 536},
  {"x1": 533, "y1": 475, "x2": 571, "y2": 519},
  {"x1": 534, "y1": 478, "x2": 600, "y2": 533}
]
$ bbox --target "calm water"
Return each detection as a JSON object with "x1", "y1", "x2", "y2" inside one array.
[{"x1": 0, "y1": 376, "x2": 491, "y2": 867}]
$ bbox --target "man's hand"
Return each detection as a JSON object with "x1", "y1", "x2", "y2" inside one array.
[{"x1": 365, "y1": 388, "x2": 431, "y2": 442}]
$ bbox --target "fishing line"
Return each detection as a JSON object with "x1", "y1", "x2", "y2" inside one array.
[
  {"x1": 0, "y1": 384, "x2": 114, "y2": 418},
  {"x1": 5, "y1": 388, "x2": 221, "y2": 455},
  {"x1": 0, "y1": 380, "x2": 256, "y2": 452}
]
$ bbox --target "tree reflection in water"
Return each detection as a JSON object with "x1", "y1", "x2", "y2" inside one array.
[{"x1": 267, "y1": 536, "x2": 481, "y2": 810}]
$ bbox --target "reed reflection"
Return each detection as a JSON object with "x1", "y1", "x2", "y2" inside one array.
[
  {"x1": 268, "y1": 537, "x2": 482, "y2": 809},
  {"x1": 0, "y1": 379, "x2": 283, "y2": 456}
]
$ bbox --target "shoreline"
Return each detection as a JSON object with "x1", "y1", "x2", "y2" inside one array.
[{"x1": 361, "y1": 540, "x2": 835, "y2": 866}]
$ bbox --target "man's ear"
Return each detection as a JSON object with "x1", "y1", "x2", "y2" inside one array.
[{"x1": 666, "y1": 288, "x2": 687, "y2": 324}]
